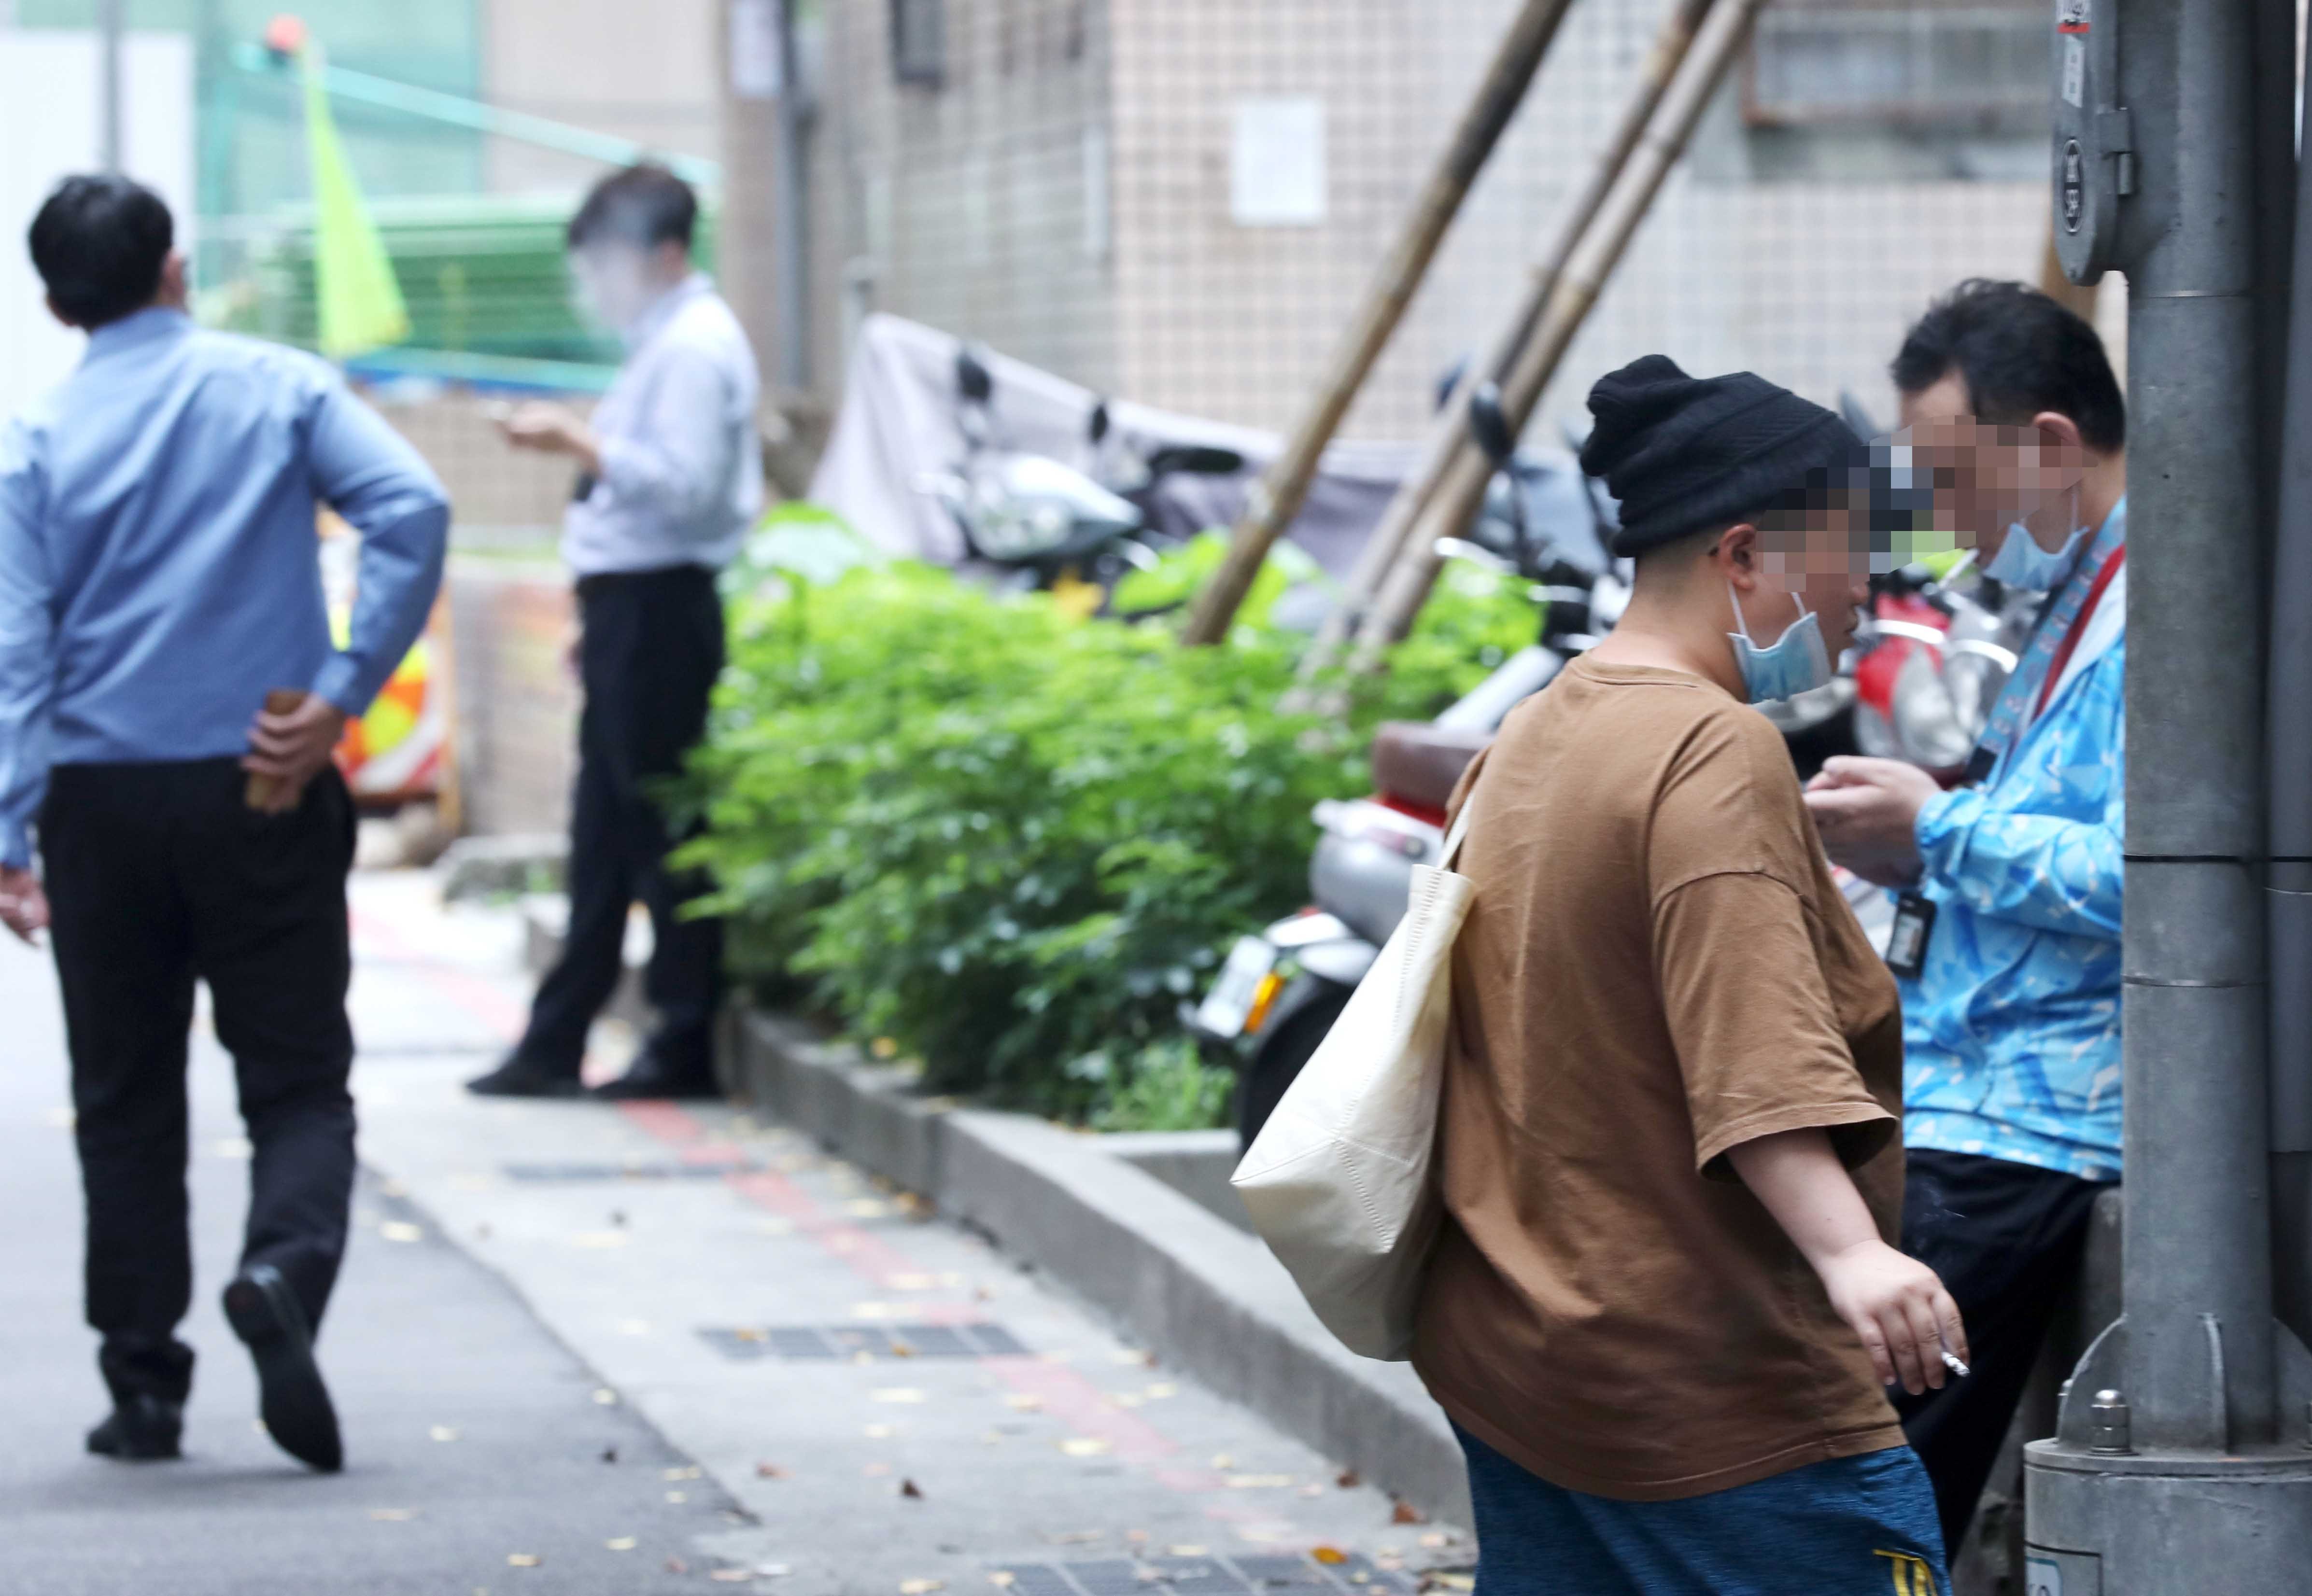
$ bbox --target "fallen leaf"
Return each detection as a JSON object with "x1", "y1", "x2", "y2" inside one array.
[
  {"x1": 987, "y1": 1575, "x2": 1017, "y2": 1589},
  {"x1": 1427, "y1": 1577, "x2": 1475, "y2": 1593},
  {"x1": 1418, "y1": 1533, "x2": 1450, "y2": 1549},
  {"x1": 430, "y1": 1426, "x2": 458, "y2": 1442},
  {"x1": 369, "y1": 1508, "x2": 416, "y2": 1521},
  {"x1": 507, "y1": 1554, "x2": 540, "y2": 1568},
  {"x1": 1058, "y1": 1438, "x2": 1111, "y2": 1457},
  {"x1": 755, "y1": 1462, "x2": 789, "y2": 1479},
  {"x1": 889, "y1": 1342, "x2": 918, "y2": 1358},
  {"x1": 380, "y1": 1221, "x2": 423, "y2": 1244},
  {"x1": 606, "y1": 1538, "x2": 637, "y2": 1552},
  {"x1": 1210, "y1": 1454, "x2": 1234, "y2": 1470},
  {"x1": 757, "y1": 1566, "x2": 794, "y2": 1579},
  {"x1": 899, "y1": 1581, "x2": 945, "y2": 1595},
  {"x1": 864, "y1": 1463, "x2": 894, "y2": 1478},
  {"x1": 872, "y1": 1388, "x2": 927, "y2": 1404},
  {"x1": 592, "y1": 1388, "x2": 619, "y2": 1406},
  {"x1": 1143, "y1": 1384, "x2": 1177, "y2": 1400},
  {"x1": 663, "y1": 1466, "x2": 702, "y2": 1481},
  {"x1": 1337, "y1": 1469, "x2": 1362, "y2": 1489},
  {"x1": 665, "y1": 1491, "x2": 687, "y2": 1504},
  {"x1": 1168, "y1": 1546, "x2": 1208, "y2": 1558},
  {"x1": 871, "y1": 1037, "x2": 900, "y2": 1059},
  {"x1": 900, "y1": 1478, "x2": 924, "y2": 1499},
  {"x1": 852, "y1": 1302, "x2": 901, "y2": 1320},
  {"x1": 1225, "y1": 1474, "x2": 1294, "y2": 1489},
  {"x1": 1392, "y1": 1499, "x2": 1427, "y2": 1525},
  {"x1": 865, "y1": 1423, "x2": 897, "y2": 1439},
  {"x1": 1124, "y1": 1531, "x2": 1149, "y2": 1545},
  {"x1": 1312, "y1": 1547, "x2": 1348, "y2": 1567},
  {"x1": 1110, "y1": 1349, "x2": 1149, "y2": 1366}
]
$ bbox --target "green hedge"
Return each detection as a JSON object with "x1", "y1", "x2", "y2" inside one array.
[{"x1": 681, "y1": 532, "x2": 1536, "y2": 1128}]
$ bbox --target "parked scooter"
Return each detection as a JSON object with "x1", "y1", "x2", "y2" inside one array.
[{"x1": 924, "y1": 347, "x2": 1245, "y2": 604}]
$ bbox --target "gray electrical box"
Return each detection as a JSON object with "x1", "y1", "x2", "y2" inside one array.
[{"x1": 2051, "y1": 0, "x2": 2132, "y2": 285}]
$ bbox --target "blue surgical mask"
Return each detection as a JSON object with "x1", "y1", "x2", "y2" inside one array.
[
  {"x1": 1985, "y1": 517, "x2": 2091, "y2": 590},
  {"x1": 1728, "y1": 585, "x2": 1833, "y2": 703}
]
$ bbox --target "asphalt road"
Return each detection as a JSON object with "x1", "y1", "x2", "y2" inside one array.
[{"x1": 0, "y1": 931, "x2": 745, "y2": 1596}]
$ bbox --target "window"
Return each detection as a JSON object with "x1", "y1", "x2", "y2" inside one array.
[
  {"x1": 1747, "y1": 3, "x2": 2049, "y2": 136},
  {"x1": 892, "y1": 0, "x2": 946, "y2": 87}
]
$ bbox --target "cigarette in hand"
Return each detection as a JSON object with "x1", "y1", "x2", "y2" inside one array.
[{"x1": 1941, "y1": 1349, "x2": 1971, "y2": 1378}]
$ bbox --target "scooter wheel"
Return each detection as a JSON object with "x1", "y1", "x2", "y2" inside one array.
[{"x1": 1235, "y1": 986, "x2": 1351, "y2": 1149}]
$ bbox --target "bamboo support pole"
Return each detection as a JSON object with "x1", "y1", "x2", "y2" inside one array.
[
  {"x1": 1178, "y1": 0, "x2": 1579, "y2": 645},
  {"x1": 1295, "y1": 0, "x2": 1720, "y2": 687},
  {"x1": 1346, "y1": 0, "x2": 1773, "y2": 670}
]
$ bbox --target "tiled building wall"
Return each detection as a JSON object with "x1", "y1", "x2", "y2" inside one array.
[
  {"x1": 812, "y1": 0, "x2": 1122, "y2": 392},
  {"x1": 1106, "y1": 0, "x2": 2090, "y2": 443}
]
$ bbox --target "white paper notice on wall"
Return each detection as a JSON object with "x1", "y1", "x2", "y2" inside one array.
[
  {"x1": 1231, "y1": 95, "x2": 1326, "y2": 227},
  {"x1": 730, "y1": 0, "x2": 784, "y2": 100}
]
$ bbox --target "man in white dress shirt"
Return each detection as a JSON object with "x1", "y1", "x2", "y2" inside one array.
[{"x1": 468, "y1": 163, "x2": 762, "y2": 1100}]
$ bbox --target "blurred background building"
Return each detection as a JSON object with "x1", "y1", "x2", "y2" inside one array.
[{"x1": 0, "y1": 0, "x2": 2118, "y2": 835}]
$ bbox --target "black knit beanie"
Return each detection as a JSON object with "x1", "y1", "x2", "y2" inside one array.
[{"x1": 1580, "y1": 354, "x2": 1863, "y2": 557}]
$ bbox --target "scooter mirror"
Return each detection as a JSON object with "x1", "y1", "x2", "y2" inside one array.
[
  {"x1": 1468, "y1": 382, "x2": 1517, "y2": 466},
  {"x1": 1089, "y1": 400, "x2": 1111, "y2": 446},
  {"x1": 956, "y1": 347, "x2": 995, "y2": 404}
]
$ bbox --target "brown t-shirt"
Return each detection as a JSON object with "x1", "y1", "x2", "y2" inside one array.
[{"x1": 1410, "y1": 656, "x2": 1906, "y2": 1501}]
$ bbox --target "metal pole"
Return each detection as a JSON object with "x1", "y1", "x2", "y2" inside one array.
[
  {"x1": 1296, "y1": 0, "x2": 1718, "y2": 686},
  {"x1": 98, "y1": 0, "x2": 123, "y2": 173},
  {"x1": 1178, "y1": 0, "x2": 1578, "y2": 646},
  {"x1": 2026, "y1": 0, "x2": 2312, "y2": 1586},
  {"x1": 1346, "y1": 0, "x2": 1771, "y2": 668},
  {"x1": 772, "y1": 0, "x2": 810, "y2": 392}
]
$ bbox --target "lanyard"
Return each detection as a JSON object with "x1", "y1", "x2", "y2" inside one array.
[{"x1": 2033, "y1": 546, "x2": 2127, "y2": 721}]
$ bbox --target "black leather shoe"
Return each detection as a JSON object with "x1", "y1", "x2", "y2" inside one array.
[
  {"x1": 222, "y1": 1265, "x2": 342, "y2": 1472},
  {"x1": 465, "y1": 1054, "x2": 583, "y2": 1098},
  {"x1": 86, "y1": 1394, "x2": 183, "y2": 1461}
]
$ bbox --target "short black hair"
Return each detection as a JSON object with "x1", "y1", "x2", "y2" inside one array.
[
  {"x1": 566, "y1": 163, "x2": 697, "y2": 252},
  {"x1": 1890, "y1": 279, "x2": 2125, "y2": 453},
  {"x1": 27, "y1": 174, "x2": 174, "y2": 328}
]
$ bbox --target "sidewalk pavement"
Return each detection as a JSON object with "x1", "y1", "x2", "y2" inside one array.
[{"x1": 1, "y1": 867, "x2": 1462, "y2": 1596}]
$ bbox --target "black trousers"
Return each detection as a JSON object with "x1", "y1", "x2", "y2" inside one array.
[
  {"x1": 517, "y1": 565, "x2": 726, "y2": 1077},
  {"x1": 1893, "y1": 1147, "x2": 2114, "y2": 1552},
  {"x1": 42, "y1": 758, "x2": 358, "y2": 1406}
]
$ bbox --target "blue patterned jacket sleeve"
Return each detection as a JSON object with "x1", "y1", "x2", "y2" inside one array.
[{"x1": 1915, "y1": 644, "x2": 2125, "y2": 941}]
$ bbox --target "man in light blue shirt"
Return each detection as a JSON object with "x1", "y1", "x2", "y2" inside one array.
[
  {"x1": 466, "y1": 163, "x2": 759, "y2": 1102},
  {"x1": 0, "y1": 176, "x2": 448, "y2": 1471},
  {"x1": 1808, "y1": 281, "x2": 2126, "y2": 1556}
]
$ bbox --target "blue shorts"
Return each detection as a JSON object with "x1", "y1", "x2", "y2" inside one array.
[{"x1": 1455, "y1": 1424, "x2": 1949, "y2": 1596}]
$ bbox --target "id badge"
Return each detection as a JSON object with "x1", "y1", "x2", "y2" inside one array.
[{"x1": 1886, "y1": 891, "x2": 1938, "y2": 979}]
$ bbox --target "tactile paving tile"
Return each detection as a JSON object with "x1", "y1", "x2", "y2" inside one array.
[
  {"x1": 987, "y1": 1555, "x2": 1422, "y2": 1596},
  {"x1": 697, "y1": 1321, "x2": 1032, "y2": 1361}
]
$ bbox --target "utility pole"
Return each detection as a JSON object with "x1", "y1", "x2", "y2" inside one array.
[
  {"x1": 98, "y1": 0, "x2": 123, "y2": 172},
  {"x1": 720, "y1": 0, "x2": 809, "y2": 392},
  {"x1": 2027, "y1": 1, "x2": 2312, "y2": 1587}
]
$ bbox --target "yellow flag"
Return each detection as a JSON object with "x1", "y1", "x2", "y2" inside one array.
[{"x1": 300, "y1": 43, "x2": 409, "y2": 359}]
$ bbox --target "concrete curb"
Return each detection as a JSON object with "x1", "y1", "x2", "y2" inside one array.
[{"x1": 729, "y1": 1010, "x2": 1472, "y2": 1526}]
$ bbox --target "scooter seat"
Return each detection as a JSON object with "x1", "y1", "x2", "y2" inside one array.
[{"x1": 1371, "y1": 721, "x2": 1494, "y2": 812}]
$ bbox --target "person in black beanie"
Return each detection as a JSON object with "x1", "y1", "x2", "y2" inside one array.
[{"x1": 1410, "y1": 357, "x2": 1963, "y2": 1593}]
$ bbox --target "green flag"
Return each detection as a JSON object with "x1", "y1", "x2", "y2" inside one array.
[{"x1": 300, "y1": 43, "x2": 409, "y2": 359}]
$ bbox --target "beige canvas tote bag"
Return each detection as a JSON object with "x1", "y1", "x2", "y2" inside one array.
[{"x1": 1229, "y1": 782, "x2": 1481, "y2": 1361}]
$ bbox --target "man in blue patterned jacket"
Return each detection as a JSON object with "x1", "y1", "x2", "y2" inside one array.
[{"x1": 1805, "y1": 280, "x2": 2126, "y2": 1555}]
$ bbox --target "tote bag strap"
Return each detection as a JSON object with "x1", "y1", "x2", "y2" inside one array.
[{"x1": 1438, "y1": 744, "x2": 1493, "y2": 870}]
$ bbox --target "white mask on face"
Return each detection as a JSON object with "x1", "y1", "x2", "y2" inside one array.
[
  {"x1": 1984, "y1": 484, "x2": 2089, "y2": 591},
  {"x1": 568, "y1": 245, "x2": 662, "y2": 336}
]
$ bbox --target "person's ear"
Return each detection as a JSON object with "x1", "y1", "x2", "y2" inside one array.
[
  {"x1": 1714, "y1": 523, "x2": 1762, "y2": 591},
  {"x1": 2030, "y1": 409, "x2": 2086, "y2": 458},
  {"x1": 155, "y1": 252, "x2": 189, "y2": 309}
]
